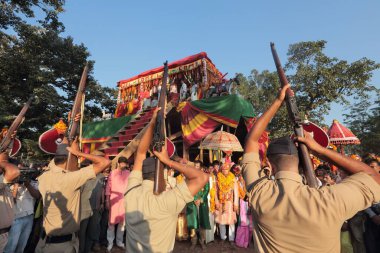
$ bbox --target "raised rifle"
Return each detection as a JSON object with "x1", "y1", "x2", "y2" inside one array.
[
  {"x1": 152, "y1": 61, "x2": 168, "y2": 195},
  {"x1": 65, "y1": 63, "x2": 89, "y2": 171},
  {"x1": 17, "y1": 167, "x2": 44, "y2": 183},
  {"x1": 270, "y1": 42, "x2": 318, "y2": 188},
  {"x1": 0, "y1": 96, "x2": 33, "y2": 154}
]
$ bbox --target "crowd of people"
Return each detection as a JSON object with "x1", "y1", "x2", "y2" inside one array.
[{"x1": 0, "y1": 84, "x2": 379, "y2": 253}]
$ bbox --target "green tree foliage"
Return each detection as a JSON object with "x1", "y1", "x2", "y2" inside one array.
[
  {"x1": 344, "y1": 97, "x2": 380, "y2": 154},
  {"x1": 236, "y1": 70, "x2": 291, "y2": 137},
  {"x1": 0, "y1": 0, "x2": 117, "y2": 163},
  {"x1": 238, "y1": 40, "x2": 379, "y2": 139}
]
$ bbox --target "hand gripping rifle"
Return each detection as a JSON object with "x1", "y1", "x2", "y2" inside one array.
[
  {"x1": 270, "y1": 43, "x2": 318, "y2": 188},
  {"x1": 0, "y1": 96, "x2": 33, "y2": 154},
  {"x1": 65, "y1": 63, "x2": 89, "y2": 171},
  {"x1": 152, "y1": 61, "x2": 169, "y2": 195}
]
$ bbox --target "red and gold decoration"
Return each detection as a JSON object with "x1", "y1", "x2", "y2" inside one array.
[
  {"x1": 115, "y1": 52, "x2": 223, "y2": 118},
  {"x1": 0, "y1": 127, "x2": 21, "y2": 157},
  {"x1": 38, "y1": 119, "x2": 67, "y2": 154},
  {"x1": 327, "y1": 119, "x2": 360, "y2": 154},
  {"x1": 302, "y1": 121, "x2": 330, "y2": 148}
]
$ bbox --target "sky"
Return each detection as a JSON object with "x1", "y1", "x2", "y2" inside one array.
[{"x1": 59, "y1": 0, "x2": 380, "y2": 124}]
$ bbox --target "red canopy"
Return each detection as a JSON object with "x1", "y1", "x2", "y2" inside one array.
[
  {"x1": 117, "y1": 52, "x2": 222, "y2": 87},
  {"x1": 327, "y1": 120, "x2": 360, "y2": 145}
]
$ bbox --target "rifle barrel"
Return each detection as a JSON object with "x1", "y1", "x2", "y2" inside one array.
[
  {"x1": 270, "y1": 42, "x2": 318, "y2": 188},
  {"x1": 66, "y1": 63, "x2": 89, "y2": 171},
  {"x1": 0, "y1": 96, "x2": 33, "y2": 153},
  {"x1": 153, "y1": 61, "x2": 169, "y2": 195}
]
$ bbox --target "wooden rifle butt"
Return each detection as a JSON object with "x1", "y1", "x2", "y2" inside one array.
[
  {"x1": 66, "y1": 152, "x2": 79, "y2": 171},
  {"x1": 153, "y1": 158, "x2": 166, "y2": 195}
]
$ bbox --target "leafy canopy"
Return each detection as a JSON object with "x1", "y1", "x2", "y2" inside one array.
[
  {"x1": 0, "y1": 0, "x2": 117, "y2": 162},
  {"x1": 238, "y1": 40, "x2": 379, "y2": 140}
]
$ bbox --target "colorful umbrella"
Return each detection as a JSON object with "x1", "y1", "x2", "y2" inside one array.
[
  {"x1": 199, "y1": 130, "x2": 243, "y2": 152},
  {"x1": 327, "y1": 119, "x2": 360, "y2": 154}
]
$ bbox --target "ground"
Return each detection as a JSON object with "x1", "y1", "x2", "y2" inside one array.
[{"x1": 98, "y1": 238, "x2": 254, "y2": 253}]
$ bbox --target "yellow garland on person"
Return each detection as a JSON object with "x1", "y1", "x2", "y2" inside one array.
[
  {"x1": 177, "y1": 174, "x2": 185, "y2": 184},
  {"x1": 209, "y1": 174, "x2": 216, "y2": 213},
  {"x1": 217, "y1": 172, "x2": 235, "y2": 204},
  {"x1": 237, "y1": 178, "x2": 246, "y2": 200}
]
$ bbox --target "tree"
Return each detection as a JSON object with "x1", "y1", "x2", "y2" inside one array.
[
  {"x1": 0, "y1": 0, "x2": 117, "y2": 162},
  {"x1": 344, "y1": 97, "x2": 380, "y2": 154},
  {"x1": 238, "y1": 40, "x2": 379, "y2": 138},
  {"x1": 236, "y1": 70, "x2": 291, "y2": 137}
]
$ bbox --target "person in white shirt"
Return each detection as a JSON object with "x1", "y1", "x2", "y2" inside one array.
[{"x1": 4, "y1": 175, "x2": 41, "y2": 253}]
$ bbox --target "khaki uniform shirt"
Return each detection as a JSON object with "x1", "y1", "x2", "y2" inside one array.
[
  {"x1": 0, "y1": 175, "x2": 14, "y2": 229},
  {"x1": 124, "y1": 170, "x2": 193, "y2": 253},
  {"x1": 242, "y1": 152, "x2": 380, "y2": 253},
  {"x1": 38, "y1": 160, "x2": 95, "y2": 236}
]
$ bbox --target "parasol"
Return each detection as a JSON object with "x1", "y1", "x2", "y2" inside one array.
[
  {"x1": 327, "y1": 119, "x2": 360, "y2": 154},
  {"x1": 199, "y1": 130, "x2": 243, "y2": 152}
]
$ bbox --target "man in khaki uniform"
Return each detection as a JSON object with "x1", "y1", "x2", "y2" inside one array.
[
  {"x1": 35, "y1": 139, "x2": 110, "y2": 253},
  {"x1": 124, "y1": 108, "x2": 209, "y2": 253},
  {"x1": 242, "y1": 84, "x2": 380, "y2": 253},
  {"x1": 0, "y1": 152, "x2": 20, "y2": 252}
]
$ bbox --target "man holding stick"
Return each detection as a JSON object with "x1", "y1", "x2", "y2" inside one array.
[
  {"x1": 242, "y1": 84, "x2": 380, "y2": 253},
  {"x1": 124, "y1": 108, "x2": 209, "y2": 253}
]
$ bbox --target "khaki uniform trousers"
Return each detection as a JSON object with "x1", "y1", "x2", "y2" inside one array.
[{"x1": 35, "y1": 234, "x2": 79, "y2": 253}]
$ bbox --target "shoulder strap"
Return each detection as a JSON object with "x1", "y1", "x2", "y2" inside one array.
[{"x1": 124, "y1": 184, "x2": 142, "y2": 196}]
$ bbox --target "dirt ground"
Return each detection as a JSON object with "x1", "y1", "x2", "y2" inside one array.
[{"x1": 99, "y1": 238, "x2": 254, "y2": 253}]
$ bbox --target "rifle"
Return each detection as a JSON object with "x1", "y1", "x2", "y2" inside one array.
[
  {"x1": 270, "y1": 42, "x2": 318, "y2": 188},
  {"x1": 17, "y1": 167, "x2": 44, "y2": 183},
  {"x1": 152, "y1": 61, "x2": 169, "y2": 195},
  {"x1": 0, "y1": 96, "x2": 33, "y2": 154},
  {"x1": 65, "y1": 63, "x2": 89, "y2": 171}
]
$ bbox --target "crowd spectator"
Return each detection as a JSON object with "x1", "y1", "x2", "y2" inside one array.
[
  {"x1": 4, "y1": 177, "x2": 40, "y2": 253},
  {"x1": 105, "y1": 156, "x2": 130, "y2": 252}
]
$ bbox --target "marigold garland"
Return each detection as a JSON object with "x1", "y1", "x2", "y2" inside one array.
[
  {"x1": 217, "y1": 172, "x2": 235, "y2": 204},
  {"x1": 237, "y1": 178, "x2": 246, "y2": 200},
  {"x1": 209, "y1": 174, "x2": 217, "y2": 212},
  {"x1": 177, "y1": 174, "x2": 185, "y2": 184}
]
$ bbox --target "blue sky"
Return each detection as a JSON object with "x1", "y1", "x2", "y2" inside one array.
[{"x1": 59, "y1": 0, "x2": 379, "y2": 124}]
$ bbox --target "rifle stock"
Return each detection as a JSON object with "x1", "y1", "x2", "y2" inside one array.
[
  {"x1": 270, "y1": 42, "x2": 318, "y2": 188},
  {"x1": 0, "y1": 96, "x2": 33, "y2": 154},
  {"x1": 66, "y1": 63, "x2": 89, "y2": 171},
  {"x1": 153, "y1": 61, "x2": 169, "y2": 195}
]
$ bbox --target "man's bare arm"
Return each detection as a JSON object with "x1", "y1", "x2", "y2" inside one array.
[
  {"x1": 0, "y1": 152, "x2": 20, "y2": 182},
  {"x1": 297, "y1": 132, "x2": 380, "y2": 185},
  {"x1": 66, "y1": 139, "x2": 111, "y2": 174},
  {"x1": 154, "y1": 149, "x2": 208, "y2": 196},
  {"x1": 134, "y1": 107, "x2": 160, "y2": 172},
  {"x1": 245, "y1": 84, "x2": 291, "y2": 153}
]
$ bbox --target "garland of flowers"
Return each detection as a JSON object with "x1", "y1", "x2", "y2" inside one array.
[
  {"x1": 217, "y1": 172, "x2": 235, "y2": 204},
  {"x1": 209, "y1": 174, "x2": 216, "y2": 212},
  {"x1": 176, "y1": 174, "x2": 185, "y2": 184},
  {"x1": 237, "y1": 178, "x2": 246, "y2": 200}
]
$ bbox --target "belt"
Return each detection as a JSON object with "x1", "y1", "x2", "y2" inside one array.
[
  {"x1": 41, "y1": 230, "x2": 77, "y2": 244},
  {"x1": 0, "y1": 227, "x2": 10, "y2": 235}
]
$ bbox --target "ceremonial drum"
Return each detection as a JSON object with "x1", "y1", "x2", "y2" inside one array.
[{"x1": 176, "y1": 213, "x2": 189, "y2": 241}]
